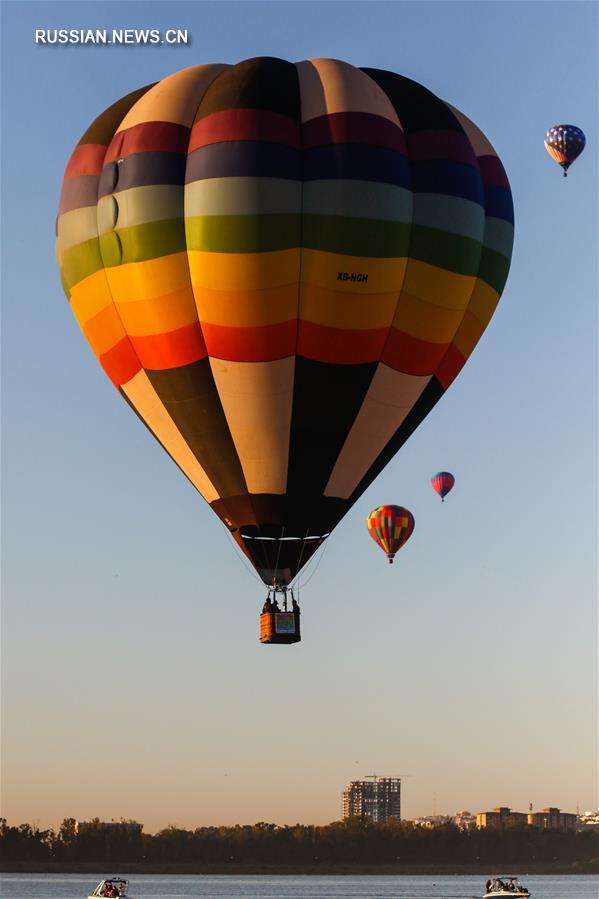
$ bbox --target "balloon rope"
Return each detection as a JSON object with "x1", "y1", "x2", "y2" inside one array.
[
  {"x1": 292, "y1": 536, "x2": 329, "y2": 590},
  {"x1": 273, "y1": 525, "x2": 285, "y2": 582},
  {"x1": 293, "y1": 528, "x2": 311, "y2": 588},
  {"x1": 218, "y1": 523, "x2": 264, "y2": 585}
]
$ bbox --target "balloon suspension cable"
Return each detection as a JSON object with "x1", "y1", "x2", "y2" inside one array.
[
  {"x1": 292, "y1": 528, "x2": 311, "y2": 591},
  {"x1": 292, "y1": 535, "x2": 330, "y2": 590},
  {"x1": 273, "y1": 525, "x2": 285, "y2": 579},
  {"x1": 219, "y1": 522, "x2": 264, "y2": 585}
]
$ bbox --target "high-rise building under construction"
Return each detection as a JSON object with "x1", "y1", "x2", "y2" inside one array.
[{"x1": 342, "y1": 777, "x2": 402, "y2": 823}]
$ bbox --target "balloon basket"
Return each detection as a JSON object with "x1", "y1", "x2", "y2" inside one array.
[
  {"x1": 259, "y1": 584, "x2": 301, "y2": 644},
  {"x1": 260, "y1": 611, "x2": 301, "y2": 644}
]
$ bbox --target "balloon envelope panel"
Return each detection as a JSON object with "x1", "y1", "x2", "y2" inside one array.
[{"x1": 57, "y1": 57, "x2": 514, "y2": 585}]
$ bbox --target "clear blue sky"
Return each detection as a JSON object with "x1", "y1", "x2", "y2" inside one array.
[{"x1": 1, "y1": 1, "x2": 597, "y2": 832}]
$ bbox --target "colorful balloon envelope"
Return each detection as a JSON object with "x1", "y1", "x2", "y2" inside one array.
[
  {"x1": 544, "y1": 125, "x2": 586, "y2": 176},
  {"x1": 56, "y1": 57, "x2": 513, "y2": 589},
  {"x1": 431, "y1": 471, "x2": 455, "y2": 501},
  {"x1": 367, "y1": 505, "x2": 415, "y2": 563}
]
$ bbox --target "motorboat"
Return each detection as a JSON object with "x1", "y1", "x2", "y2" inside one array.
[
  {"x1": 87, "y1": 878, "x2": 135, "y2": 899},
  {"x1": 483, "y1": 876, "x2": 530, "y2": 898}
]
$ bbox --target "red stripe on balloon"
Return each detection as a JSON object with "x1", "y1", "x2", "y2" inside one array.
[
  {"x1": 382, "y1": 329, "x2": 449, "y2": 375},
  {"x1": 298, "y1": 322, "x2": 388, "y2": 364},
  {"x1": 407, "y1": 129, "x2": 477, "y2": 166},
  {"x1": 105, "y1": 121, "x2": 190, "y2": 162},
  {"x1": 129, "y1": 322, "x2": 207, "y2": 370},
  {"x1": 64, "y1": 144, "x2": 106, "y2": 180},
  {"x1": 478, "y1": 155, "x2": 511, "y2": 189},
  {"x1": 99, "y1": 337, "x2": 142, "y2": 387},
  {"x1": 435, "y1": 343, "x2": 466, "y2": 390},
  {"x1": 189, "y1": 109, "x2": 301, "y2": 151},
  {"x1": 302, "y1": 112, "x2": 407, "y2": 153},
  {"x1": 202, "y1": 320, "x2": 296, "y2": 362}
]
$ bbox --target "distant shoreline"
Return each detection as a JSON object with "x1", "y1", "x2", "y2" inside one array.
[{"x1": 2, "y1": 862, "x2": 598, "y2": 875}]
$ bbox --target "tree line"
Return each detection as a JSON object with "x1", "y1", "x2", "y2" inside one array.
[{"x1": 1, "y1": 817, "x2": 597, "y2": 865}]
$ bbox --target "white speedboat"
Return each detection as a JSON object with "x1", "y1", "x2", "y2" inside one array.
[
  {"x1": 87, "y1": 878, "x2": 135, "y2": 899},
  {"x1": 483, "y1": 876, "x2": 530, "y2": 899}
]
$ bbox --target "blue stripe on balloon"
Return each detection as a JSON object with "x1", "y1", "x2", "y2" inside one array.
[
  {"x1": 303, "y1": 144, "x2": 411, "y2": 188},
  {"x1": 186, "y1": 142, "x2": 301, "y2": 182}
]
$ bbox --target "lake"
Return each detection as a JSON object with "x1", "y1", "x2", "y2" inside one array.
[{"x1": 0, "y1": 874, "x2": 596, "y2": 899}]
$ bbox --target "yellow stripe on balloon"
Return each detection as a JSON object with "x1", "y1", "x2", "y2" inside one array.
[
  {"x1": 467, "y1": 279, "x2": 500, "y2": 328},
  {"x1": 115, "y1": 287, "x2": 199, "y2": 336},
  {"x1": 300, "y1": 249, "x2": 407, "y2": 294},
  {"x1": 299, "y1": 284, "x2": 399, "y2": 330},
  {"x1": 393, "y1": 291, "x2": 464, "y2": 343},
  {"x1": 402, "y1": 259, "x2": 476, "y2": 310},
  {"x1": 188, "y1": 249, "x2": 300, "y2": 291},
  {"x1": 104, "y1": 253, "x2": 191, "y2": 300}
]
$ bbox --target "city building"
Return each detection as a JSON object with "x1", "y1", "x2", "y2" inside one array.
[
  {"x1": 342, "y1": 777, "x2": 401, "y2": 823},
  {"x1": 454, "y1": 810, "x2": 476, "y2": 829},
  {"x1": 527, "y1": 807, "x2": 578, "y2": 830},
  {"x1": 412, "y1": 815, "x2": 453, "y2": 828},
  {"x1": 578, "y1": 809, "x2": 599, "y2": 829},
  {"x1": 476, "y1": 807, "x2": 528, "y2": 827}
]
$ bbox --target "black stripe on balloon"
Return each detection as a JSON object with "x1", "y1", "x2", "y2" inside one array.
[
  {"x1": 120, "y1": 385, "x2": 244, "y2": 529},
  {"x1": 144, "y1": 359, "x2": 248, "y2": 502},
  {"x1": 286, "y1": 357, "x2": 377, "y2": 501},
  {"x1": 362, "y1": 68, "x2": 463, "y2": 134},
  {"x1": 360, "y1": 68, "x2": 464, "y2": 134},
  {"x1": 78, "y1": 84, "x2": 156, "y2": 147},
  {"x1": 193, "y1": 56, "x2": 301, "y2": 122},
  {"x1": 348, "y1": 376, "x2": 446, "y2": 506}
]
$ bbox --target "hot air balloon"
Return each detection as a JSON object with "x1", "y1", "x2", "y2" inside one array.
[
  {"x1": 431, "y1": 471, "x2": 455, "y2": 502},
  {"x1": 367, "y1": 505, "x2": 415, "y2": 563},
  {"x1": 544, "y1": 125, "x2": 586, "y2": 176},
  {"x1": 56, "y1": 57, "x2": 514, "y2": 641}
]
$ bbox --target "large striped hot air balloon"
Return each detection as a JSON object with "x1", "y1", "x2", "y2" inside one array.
[
  {"x1": 367, "y1": 505, "x2": 415, "y2": 563},
  {"x1": 544, "y1": 124, "x2": 586, "y2": 176},
  {"x1": 56, "y1": 57, "x2": 514, "y2": 623}
]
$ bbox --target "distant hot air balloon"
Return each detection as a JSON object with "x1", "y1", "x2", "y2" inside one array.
[
  {"x1": 56, "y1": 57, "x2": 514, "y2": 640},
  {"x1": 367, "y1": 505, "x2": 415, "y2": 563},
  {"x1": 544, "y1": 125, "x2": 586, "y2": 176},
  {"x1": 431, "y1": 471, "x2": 455, "y2": 502}
]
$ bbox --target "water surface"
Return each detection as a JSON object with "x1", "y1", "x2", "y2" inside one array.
[{"x1": 1, "y1": 873, "x2": 596, "y2": 899}]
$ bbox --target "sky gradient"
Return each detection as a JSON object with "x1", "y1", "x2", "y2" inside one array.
[{"x1": 1, "y1": 0, "x2": 597, "y2": 832}]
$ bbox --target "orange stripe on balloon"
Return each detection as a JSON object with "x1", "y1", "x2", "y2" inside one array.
[
  {"x1": 129, "y1": 322, "x2": 207, "y2": 370},
  {"x1": 201, "y1": 320, "x2": 296, "y2": 361},
  {"x1": 436, "y1": 343, "x2": 466, "y2": 390},
  {"x1": 99, "y1": 337, "x2": 142, "y2": 387},
  {"x1": 544, "y1": 144, "x2": 568, "y2": 164},
  {"x1": 382, "y1": 329, "x2": 449, "y2": 375},
  {"x1": 297, "y1": 322, "x2": 387, "y2": 364},
  {"x1": 64, "y1": 144, "x2": 106, "y2": 179}
]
